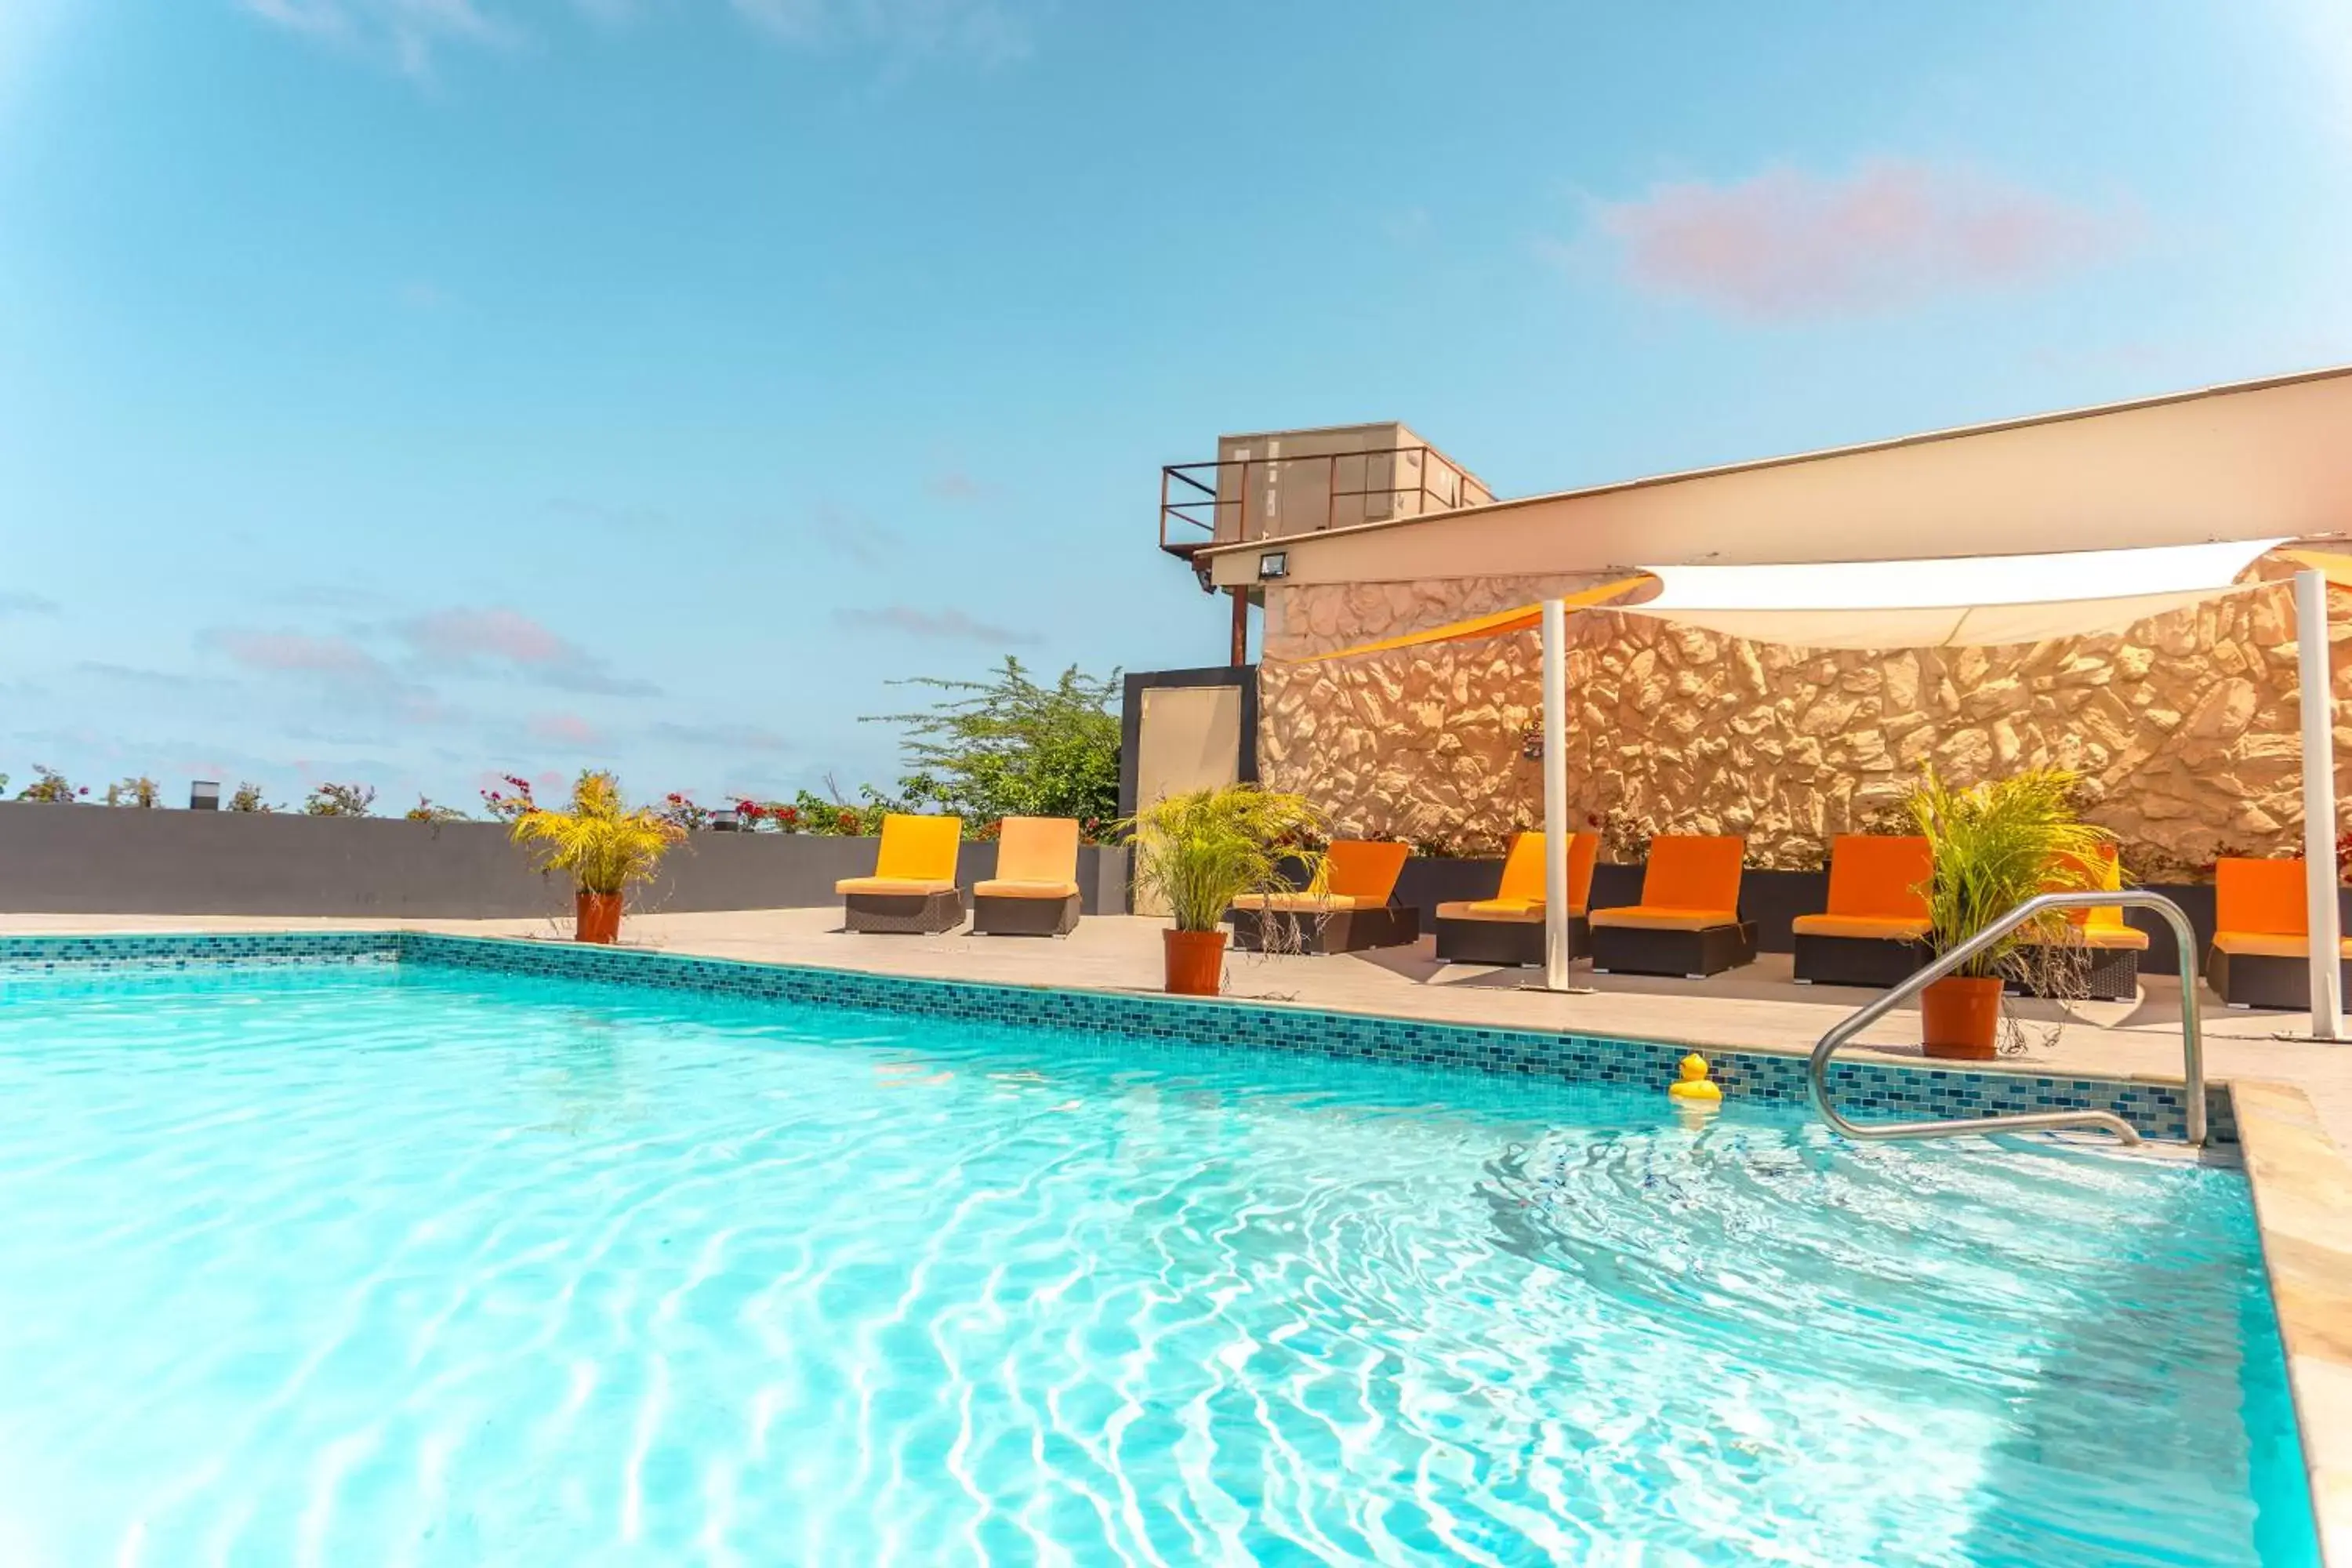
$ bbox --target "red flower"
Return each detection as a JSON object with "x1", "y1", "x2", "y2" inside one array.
[{"x1": 779, "y1": 807, "x2": 798, "y2": 822}]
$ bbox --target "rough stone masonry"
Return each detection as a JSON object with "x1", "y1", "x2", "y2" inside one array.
[{"x1": 1258, "y1": 557, "x2": 2351, "y2": 874}]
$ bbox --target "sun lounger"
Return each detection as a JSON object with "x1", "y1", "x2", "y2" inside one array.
[
  {"x1": 836, "y1": 813, "x2": 966, "y2": 934},
  {"x1": 2008, "y1": 844, "x2": 2148, "y2": 1000},
  {"x1": 970, "y1": 816, "x2": 1083, "y2": 936},
  {"x1": 1229, "y1": 839, "x2": 1418, "y2": 953},
  {"x1": 2205, "y1": 856, "x2": 2351, "y2": 1009},
  {"x1": 1433, "y1": 831, "x2": 1595, "y2": 967},
  {"x1": 1589, "y1": 834, "x2": 1755, "y2": 978},
  {"x1": 1791, "y1": 834, "x2": 1933, "y2": 988}
]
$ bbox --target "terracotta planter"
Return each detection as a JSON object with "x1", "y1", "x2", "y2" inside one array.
[
  {"x1": 1920, "y1": 974, "x2": 2002, "y2": 1059},
  {"x1": 575, "y1": 889, "x2": 623, "y2": 945},
  {"x1": 1163, "y1": 928, "x2": 1227, "y2": 996}
]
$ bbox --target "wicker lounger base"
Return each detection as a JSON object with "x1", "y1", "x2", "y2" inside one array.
[
  {"x1": 1791, "y1": 934, "x2": 1933, "y2": 989},
  {"x1": 842, "y1": 889, "x2": 967, "y2": 935},
  {"x1": 2004, "y1": 945, "x2": 2140, "y2": 1002},
  {"x1": 1432, "y1": 914, "x2": 1588, "y2": 967},
  {"x1": 1590, "y1": 921, "x2": 1758, "y2": 979},
  {"x1": 971, "y1": 892, "x2": 1080, "y2": 937},
  {"x1": 2205, "y1": 948, "x2": 2352, "y2": 1010},
  {"x1": 1230, "y1": 906, "x2": 1421, "y2": 955}
]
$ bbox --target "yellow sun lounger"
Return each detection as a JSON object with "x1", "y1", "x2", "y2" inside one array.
[
  {"x1": 1432, "y1": 831, "x2": 1596, "y2": 967},
  {"x1": 1229, "y1": 839, "x2": 1418, "y2": 953},
  {"x1": 836, "y1": 813, "x2": 965, "y2": 933},
  {"x1": 971, "y1": 816, "x2": 1083, "y2": 936}
]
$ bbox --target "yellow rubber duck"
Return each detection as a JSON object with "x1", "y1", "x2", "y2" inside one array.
[{"x1": 1668, "y1": 1053, "x2": 1722, "y2": 1104}]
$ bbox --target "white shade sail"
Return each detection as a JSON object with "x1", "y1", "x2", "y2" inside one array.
[{"x1": 1615, "y1": 537, "x2": 2283, "y2": 649}]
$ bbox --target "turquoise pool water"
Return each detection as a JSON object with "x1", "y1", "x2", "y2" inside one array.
[{"x1": 0, "y1": 959, "x2": 2318, "y2": 1566}]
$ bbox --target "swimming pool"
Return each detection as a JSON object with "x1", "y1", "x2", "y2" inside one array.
[{"x1": 0, "y1": 951, "x2": 2318, "y2": 1565}]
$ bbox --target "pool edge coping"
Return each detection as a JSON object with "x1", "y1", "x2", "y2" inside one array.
[{"x1": 2234, "y1": 1080, "x2": 2352, "y2": 1566}]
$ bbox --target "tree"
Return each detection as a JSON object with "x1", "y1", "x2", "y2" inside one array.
[{"x1": 865, "y1": 658, "x2": 1120, "y2": 834}]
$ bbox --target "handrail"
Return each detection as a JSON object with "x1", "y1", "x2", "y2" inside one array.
[{"x1": 1808, "y1": 889, "x2": 2205, "y2": 1148}]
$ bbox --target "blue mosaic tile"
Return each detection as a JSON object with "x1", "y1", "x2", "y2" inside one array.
[{"x1": 0, "y1": 931, "x2": 2231, "y2": 1145}]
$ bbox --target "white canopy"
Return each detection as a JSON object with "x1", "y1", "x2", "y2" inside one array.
[{"x1": 1614, "y1": 537, "x2": 2283, "y2": 649}]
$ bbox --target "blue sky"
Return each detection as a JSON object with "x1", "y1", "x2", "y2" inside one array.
[{"x1": 4, "y1": 0, "x2": 2350, "y2": 812}]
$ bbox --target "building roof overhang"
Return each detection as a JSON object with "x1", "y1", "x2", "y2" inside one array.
[{"x1": 1200, "y1": 363, "x2": 2352, "y2": 590}]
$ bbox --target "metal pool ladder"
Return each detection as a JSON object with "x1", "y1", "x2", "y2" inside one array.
[{"x1": 1807, "y1": 890, "x2": 2205, "y2": 1149}]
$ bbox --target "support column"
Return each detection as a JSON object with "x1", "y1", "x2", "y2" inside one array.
[
  {"x1": 2296, "y1": 568, "x2": 2343, "y2": 1038},
  {"x1": 1229, "y1": 588, "x2": 1249, "y2": 667},
  {"x1": 1541, "y1": 598, "x2": 1572, "y2": 990}
]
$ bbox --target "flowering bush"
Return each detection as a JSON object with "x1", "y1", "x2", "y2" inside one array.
[
  {"x1": 303, "y1": 782, "x2": 376, "y2": 818},
  {"x1": 229, "y1": 782, "x2": 272, "y2": 812},
  {"x1": 405, "y1": 797, "x2": 467, "y2": 824},
  {"x1": 103, "y1": 775, "x2": 161, "y2": 808},
  {"x1": 480, "y1": 775, "x2": 538, "y2": 822},
  {"x1": 15, "y1": 766, "x2": 86, "y2": 803},
  {"x1": 659, "y1": 791, "x2": 713, "y2": 832}
]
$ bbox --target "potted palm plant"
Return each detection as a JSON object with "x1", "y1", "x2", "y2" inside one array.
[
  {"x1": 1907, "y1": 765, "x2": 2111, "y2": 1058},
  {"x1": 1123, "y1": 785, "x2": 1323, "y2": 995},
  {"x1": 509, "y1": 771, "x2": 686, "y2": 944}
]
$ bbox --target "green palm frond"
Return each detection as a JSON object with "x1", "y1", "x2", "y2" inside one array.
[
  {"x1": 1120, "y1": 786, "x2": 1325, "y2": 933},
  {"x1": 510, "y1": 771, "x2": 686, "y2": 897},
  {"x1": 1906, "y1": 764, "x2": 2114, "y2": 978}
]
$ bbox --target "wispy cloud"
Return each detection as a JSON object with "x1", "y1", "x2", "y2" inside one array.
[
  {"x1": 237, "y1": 0, "x2": 513, "y2": 79},
  {"x1": 730, "y1": 0, "x2": 1031, "y2": 65},
  {"x1": 649, "y1": 719, "x2": 793, "y2": 751},
  {"x1": 528, "y1": 710, "x2": 604, "y2": 749},
  {"x1": 924, "y1": 468, "x2": 989, "y2": 503},
  {"x1": 392, "y1": 606, "x2": 659, "y2": 696},
  {"x1": 833, "y1": 604, "x2": 1039, "y2": 646},
  {"x1": 76, "y1": 661, "x2": 211, "y2": 691},
  {"x1": 809, "y1": 500, "x2": 905, "y2": 568},
  {"x1": 201, "y1": 627, "x2": 447, "y2": 723},
  {"x1": 0, "y1": 590, "x2": 60, "y2": 617},
  {"x1": 1588, "y1": 159, "x2": 2136, "y2": 321},
  {"x1": 246, "y1": 0, "x2": 1035, "y2": 75}
]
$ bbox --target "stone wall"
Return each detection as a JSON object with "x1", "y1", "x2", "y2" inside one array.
[{"x1": 1258, "y1": 561, "x2": 2352, "y2": 873}]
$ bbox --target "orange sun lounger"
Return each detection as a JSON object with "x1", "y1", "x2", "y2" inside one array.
[
  {"x1": 1588, "y1": 835, "x2": 1755, "y2": 978},
  {"x1": 1432, "y1": 831, "x2": 1596, "y2": 967},
  {"x1": 1229, "y1": 839, "x2": 1419, "y2": 953},
  {"x1": 1791, "y1": 834, "x2": 1933, "y2": 989},
  {"x1": 836, "y1": 813, "x2": 965, "y2": 934},
  {"x1": 2205, "y1": 855, "x2": 2352, "y2": 1009},
  {"x1": 971, "y1": 816, "x2": 1083, "y2": 936},
  {"x1": 2009, "y1": 843, "x2": 2150, "y2": 1000}
]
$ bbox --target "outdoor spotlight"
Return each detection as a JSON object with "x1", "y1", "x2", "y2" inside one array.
[
  {"x1": 713, "y1": 808, "x2": 739, "y2": 832},
  {"x1": 190, "y1": 780, "x2": 221, "y2": 811},
  {"x1": 1258, "y1": 550, "x2": 1289, "y2": 580}
]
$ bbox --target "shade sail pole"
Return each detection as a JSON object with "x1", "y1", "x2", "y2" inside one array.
[
  {"x1": 2296, "y1": 569, "x2": 2343, "y2": 1040},
  {"x1": 1541, "y1": 598, "x2": 1573, "y2": 989}
]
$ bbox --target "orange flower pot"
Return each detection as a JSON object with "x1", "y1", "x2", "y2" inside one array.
[
  {"x1": 1920, "y1": 974, "x2": 2002, "y2": 1059},
  {"x1": 575, "y1": 889, "x2": 623, "y2": 945},
  {"x1": 1163, "y1": 928, "x2": 1227, "y2": 996}
]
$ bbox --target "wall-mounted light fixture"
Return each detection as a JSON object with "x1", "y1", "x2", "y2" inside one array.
[
  {"x1": 190, "y1": 780, "x2": 221, "y2": 811},
  {"x1": 1257, "y1": 550, "x2": 1289, "y2": 580}
]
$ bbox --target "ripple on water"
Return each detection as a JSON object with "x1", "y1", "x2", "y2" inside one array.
[{"x1": 0, "y1": 960, "x2": 2319, "y2": 1566}]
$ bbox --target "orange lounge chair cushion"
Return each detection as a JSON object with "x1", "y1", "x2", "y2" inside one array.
[
  {"x1": 869, "y1": 813, "x2": 964, "y2": 884},
  {"x1": 1318, "y1": 840, "x2": 1410, "y2": 904},
  {"x1": 1478, "y1": 832, "x2": 1595, "y2": 909},
  {"x1": 972, "y1": 878, "x2": 1080, "y2": 900},
  {"x1": 1232, "y1": 891, "x2": 1369, "y2": 912},
  {"x1": 1821, "y1": 834, "x2": 1932, "y2": 923},
  {"x1": 1588, "y1": 906, "x2": 1740, "y2": 932},
  {"x1": 1588, "y1": 835, "x2": 1745, "y2": 935},
  {"x1": 2214, "y1": 857, "x2": 2310, "y2": 939},
  {"x1": 1790, "y1": 913, "x2": 1932, "y2": 942},
  {"x1": 1436, "y1": 898, "x2": 1548, "y2": 924},
  {"x1": 993, "y1": 816, "x2": 1080, "y2": 885},
  {"x1": 836, "y1": 877, "x2": 958, "y2": 896},
  {"x1": 2212, "y1": 931, "x2": 2352, "y2": 960}
]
